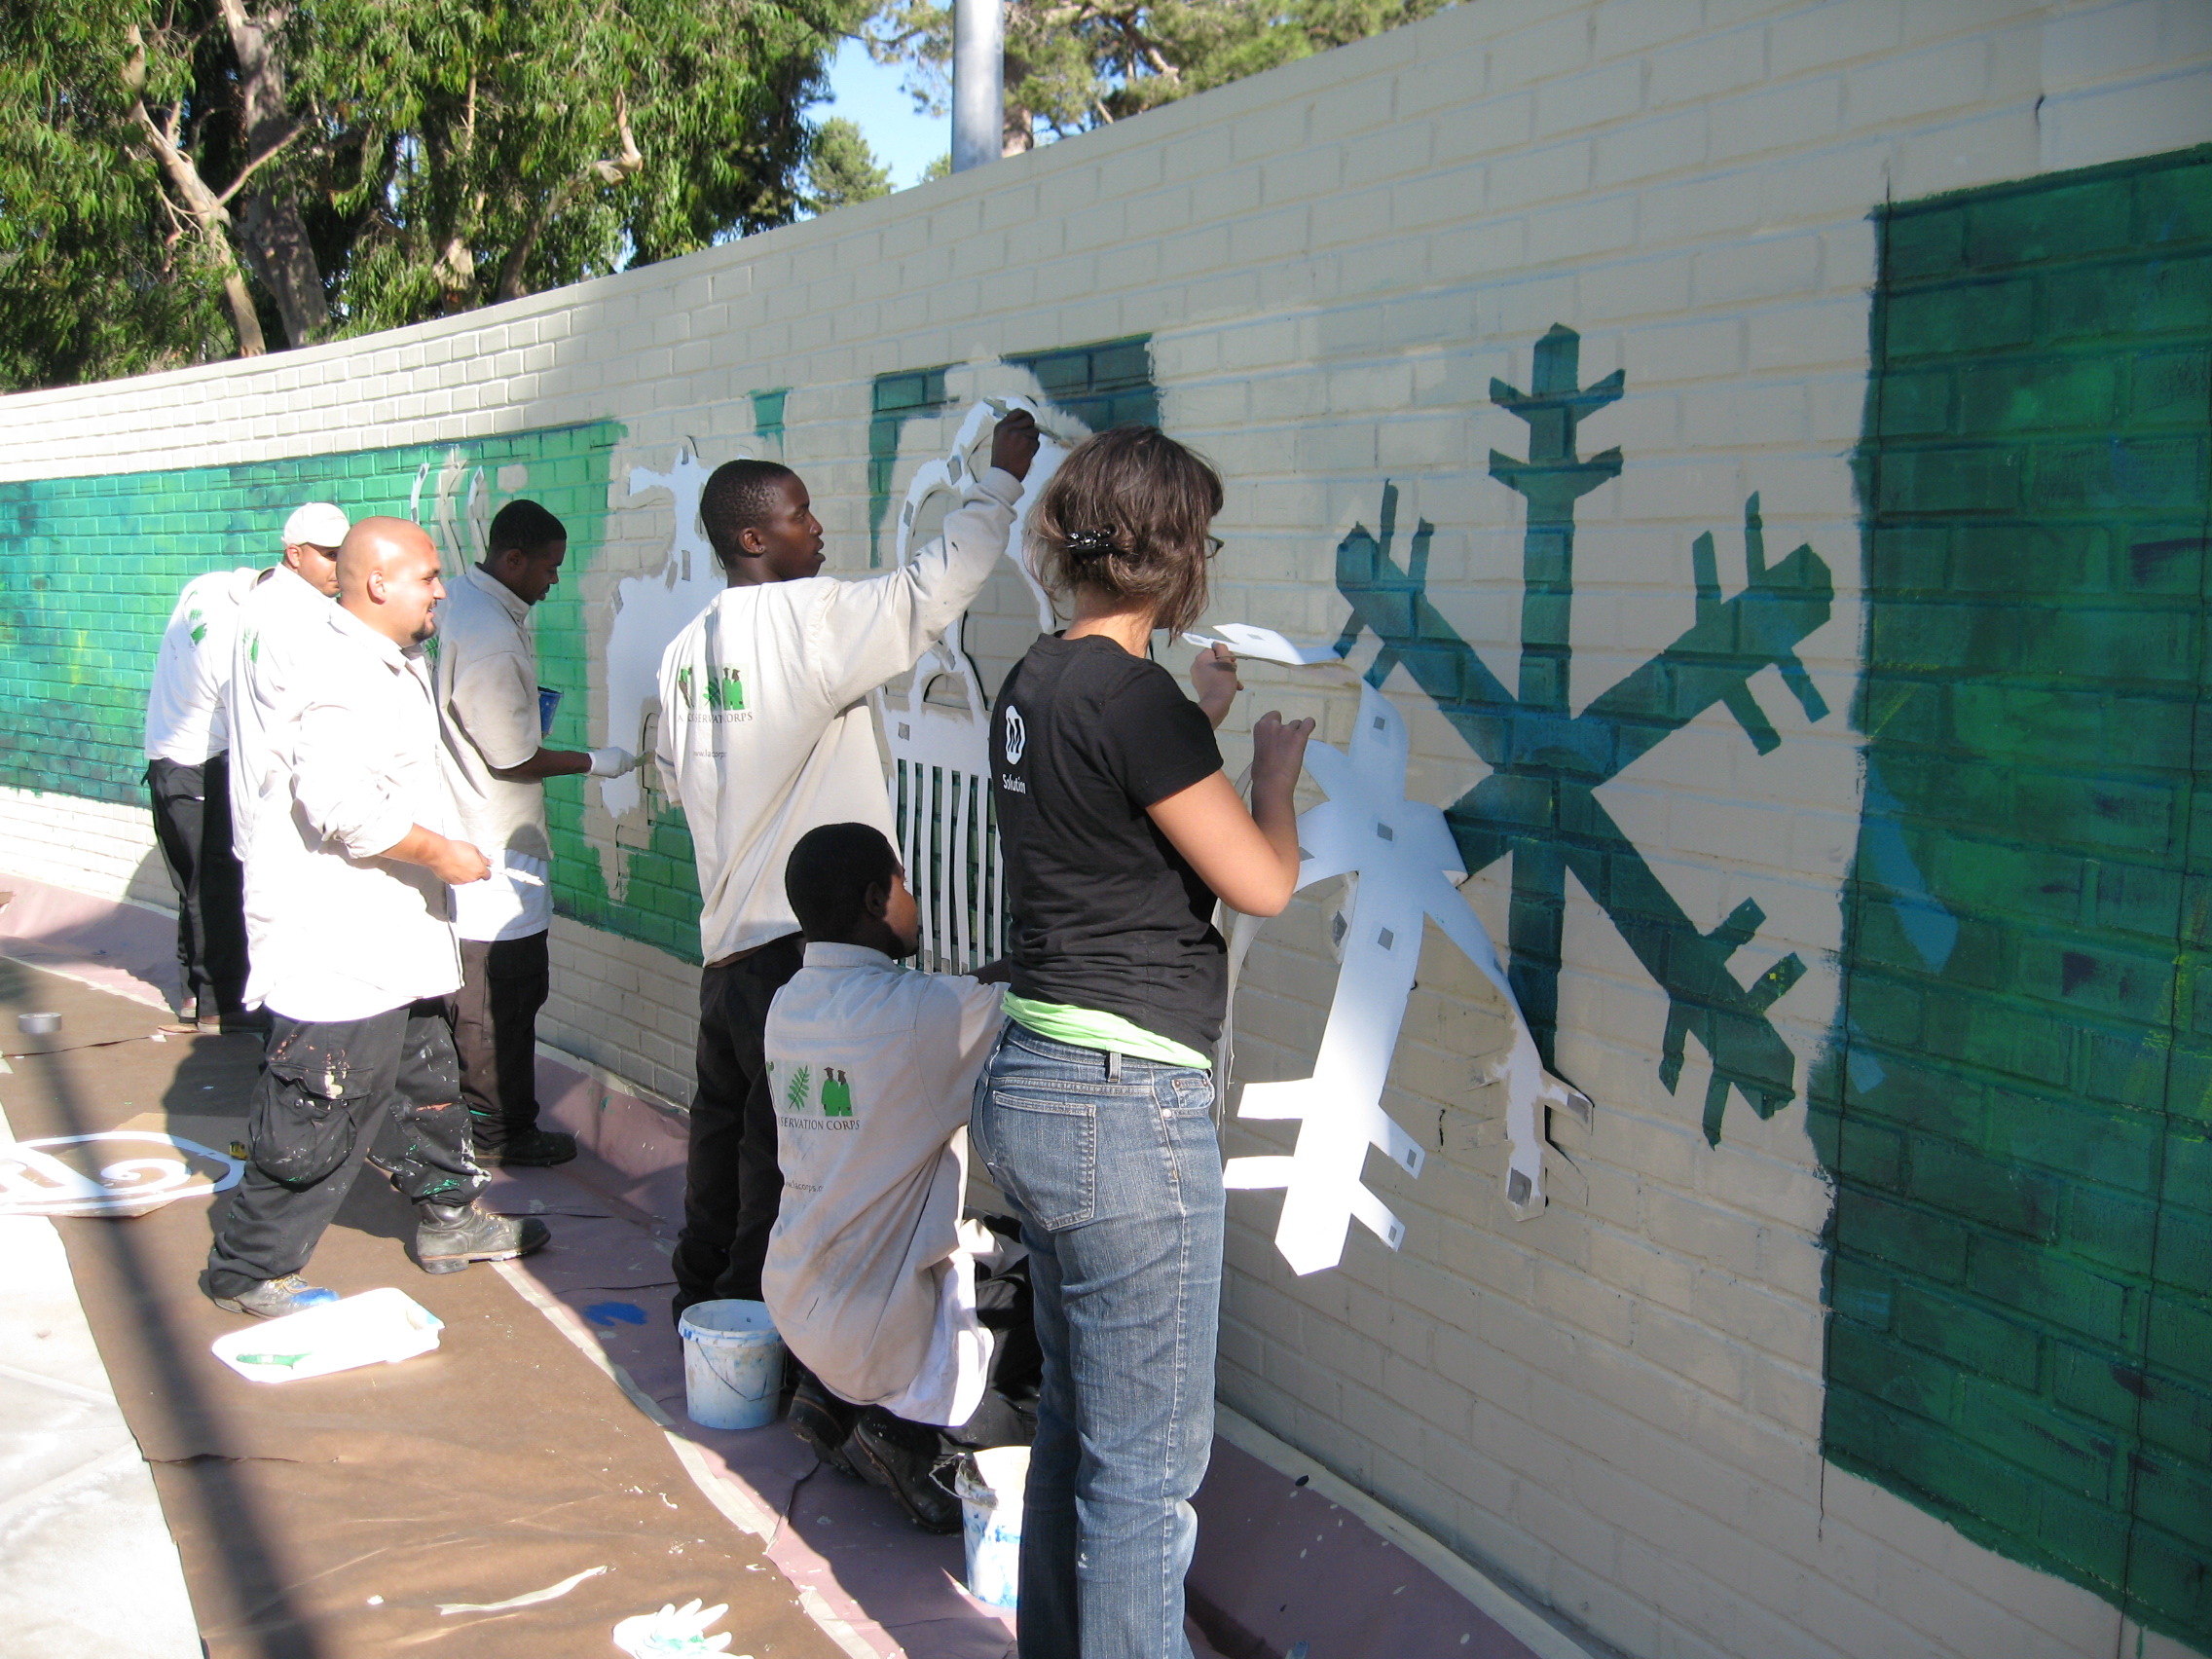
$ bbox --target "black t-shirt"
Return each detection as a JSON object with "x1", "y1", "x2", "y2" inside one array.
[{"x1": 991, "y1": 634, "x2": 1228, "y2": 1054}]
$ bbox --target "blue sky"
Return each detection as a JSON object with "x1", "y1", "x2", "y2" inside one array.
[{"x1": 822, "y1": 37, "x2": 948, "y2": 192}]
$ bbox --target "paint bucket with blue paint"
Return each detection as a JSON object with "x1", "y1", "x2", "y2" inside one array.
[
  {"x1": 954, "y1": 1445, "x2": 1028, "y2": 1609},
  {"x1": 677, "y1": 1299, "x2": 785, "y2": 1430}
]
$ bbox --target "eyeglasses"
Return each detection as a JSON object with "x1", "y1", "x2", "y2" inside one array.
[{"x1": 1203, "y1": 536, "x2": 1224, "y2": 558}]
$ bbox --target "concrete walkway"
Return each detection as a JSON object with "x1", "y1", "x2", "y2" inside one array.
[{"x1": 0, "y1": 1097, "x2": 200, "y2": 1658}]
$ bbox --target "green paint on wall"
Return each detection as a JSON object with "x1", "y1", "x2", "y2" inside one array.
[
  {"x1": 866, "y1": 336, "x2": 1161, "y2": 567},
  {"x1": 749, "y1": 387, "x2": 790, "y2": 452},
  {"x1": 868, "y1": 364, "x2": 952, "y2": 567},
  {"x1": 0, "y1": 419, "x2": 708, "y2": 963},
  {"x1": 1822, "y1": 143, "x2": 2212, "y2": 1646},
  {"x1": 1006, "y1": 334, "x2": 1160, "y2": 432}
]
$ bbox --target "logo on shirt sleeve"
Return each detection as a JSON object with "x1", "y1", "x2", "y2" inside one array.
[{"x1": 1003, "y1": 704, "x2": 1026, "y2": 764}]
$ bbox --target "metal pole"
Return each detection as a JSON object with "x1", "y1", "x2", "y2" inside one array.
[{"x1": 950, "y1": 0, "x2": 1003, "y2": 172}]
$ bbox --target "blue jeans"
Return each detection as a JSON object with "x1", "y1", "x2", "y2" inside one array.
[{"x1": 969, "y1": 1021, "x2": 1224, "y2": 1659}]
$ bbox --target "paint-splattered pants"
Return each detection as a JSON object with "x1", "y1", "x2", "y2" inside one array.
[{"x1": 203, "y1": 999, "x2": 483, "y2": 1298}]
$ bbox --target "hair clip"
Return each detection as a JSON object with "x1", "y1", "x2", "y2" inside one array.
[{"x1": 1065, "y1": 529, "x2": 1116, "y2": 554}]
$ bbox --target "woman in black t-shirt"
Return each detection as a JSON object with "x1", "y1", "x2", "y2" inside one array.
[{"x1": 973, "y1": 427, "x2": 1311, "y2": 1659}]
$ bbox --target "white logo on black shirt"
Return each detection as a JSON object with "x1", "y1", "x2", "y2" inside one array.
[{"x1": 1003, "y1": 705, "x2": 1027, "y2": 764}]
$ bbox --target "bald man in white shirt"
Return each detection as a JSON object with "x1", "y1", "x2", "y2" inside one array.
[{"x1": 203, "y1": 518, "x2": 551, "y2": 1319}]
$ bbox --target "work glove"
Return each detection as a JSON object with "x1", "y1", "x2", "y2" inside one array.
[{"x1": 587, "y1": 746, "x2": 638, "y2": 778}]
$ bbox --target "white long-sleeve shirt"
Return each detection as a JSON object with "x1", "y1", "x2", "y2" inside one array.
[
  {"x1": 227, "y1": 566, "x2": 336, "y2": 865},
  {"x1": 761, "y1": 943, "x2": 1007, "y2": 1422},
  {"x1": 242, "y1": 604, "x2": 461, "y2": 1021},
  {"x1": 655, "y1": 467, "x2": 1023, "y2": 963},
  {"x1": 144, "y1": 568, "x2": 258, "y2": 764}
]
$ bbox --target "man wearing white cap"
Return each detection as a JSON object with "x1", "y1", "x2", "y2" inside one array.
[
  {"x1": 144, "y1": 560, "x2": 261, "y2": 1033},
  {"x1": 227, "y1": 500, "x2": 349, "y2": 875}
]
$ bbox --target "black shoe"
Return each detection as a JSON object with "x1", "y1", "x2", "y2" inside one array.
[
  {"x1": 414, "y1": 1200, "x2": 551, "y2": 1274},
  {"x1": 792, "y1": 1372, "x2": 860, "y2": 1476},
  {"x1": 485, "y1": 1126, "x2": 578, "y2": 1167},
  {"x1": 217, "y1": 1008, "x2": 273, "y2": 1036},
  {"x1": 849, "y1": 1407, "x2": 961, "y2": 1533},
  {"x1": 208, "y1": 1272, "x2": 340, "y2": 1318}
]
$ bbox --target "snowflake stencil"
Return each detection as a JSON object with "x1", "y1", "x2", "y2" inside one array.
[{"x1": 1333, "y1": 324, "x2": 1835, "y2": 1146}]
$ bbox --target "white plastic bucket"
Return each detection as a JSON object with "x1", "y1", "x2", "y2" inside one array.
[
  {"x1": 677, "y1": 1299, "x2": 785, "y2": 1430},
  {"x1": 954, "y1": 1445, "x2": 1029, "y2": 1610}
]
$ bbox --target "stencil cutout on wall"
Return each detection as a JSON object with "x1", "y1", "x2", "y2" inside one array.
[
  {"x1": 872, "y1": 396, "x2": 1065, "y2": 973},
  {"x1": 1222, "y1": 677, "x2": 1592, "y2": 1273}
]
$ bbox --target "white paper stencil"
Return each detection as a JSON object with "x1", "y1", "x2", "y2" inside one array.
[
  {"x1": 1223, "y1": 679, "x2": 1592, "y2": 1273},
  {"x1": 0, "y1": 1130, "x2": 243, "y2": 1218},
  {"x1": 1182, "y1": 624, "x2": 1347, "y2": 666},
  {"x1": 872, "y1": 397, "x2": 1066, "y2": 973}
]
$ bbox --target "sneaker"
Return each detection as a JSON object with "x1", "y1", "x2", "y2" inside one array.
[
  {"x1": 414, "y1": 1200, "x2": 551, "y2": 1274},
  {"x1": 209, "y1": 1272, "x2": 340, "y2": 1318},
  {"x1": 791, "y1": 1371, "x2": 860, "y2": 1477},
  {"x1": 486, "y1": 1126, "x2": 578, "y2": 1167},
  {"x1": 849, "y1": 1408, "x2": 962, "y2": 1533}
]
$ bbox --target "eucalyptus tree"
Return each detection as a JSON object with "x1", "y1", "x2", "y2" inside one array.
[{"x1": 1, "y1": 0, "x2": 858, "y2": 387}]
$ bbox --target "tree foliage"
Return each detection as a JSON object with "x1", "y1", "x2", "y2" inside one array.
[
  {"x1": 0, "y1": 0, "x2": 859, "y2": 389},
  {"x1": 863, "y1": 0, "x2": 1454, "y2": 151},
  {"x1": 805, "y1": 116, "x2": 892, "y2": 211}
]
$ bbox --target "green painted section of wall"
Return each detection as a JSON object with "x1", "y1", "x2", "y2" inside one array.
[
  {"x1": 867, "y1": 364, "x2": 953, "y2": 566},
  {"x1": 1820, "y1": 144, "x2": 2212, "y2": 1644},
  {"x1": 749, "y1": 387, "x2": 790, "y2": 453},
  {"x1": 0, "y1": 422, "x2": 701, "y2": 951},
  {"x1": 1006, "y1": 335, "x2": 1161, "y2": 433}
]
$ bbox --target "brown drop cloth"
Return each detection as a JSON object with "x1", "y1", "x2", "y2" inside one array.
[{"x1": 0, "y1": 956, "x2": 844, "y2": 1659}]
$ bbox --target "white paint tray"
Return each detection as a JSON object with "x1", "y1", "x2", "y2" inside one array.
[{"x1": 210, "y1": 1286, "x2": 444, "y2": 1382}]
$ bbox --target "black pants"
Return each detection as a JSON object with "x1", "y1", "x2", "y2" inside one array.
[
  {"x1": 146, "y1": 754, "x2": 248, "y2": 1017},
  {"x1": 671, "y1": 935, "x2": 805, "y2": 1311},
  {"x1": 455, "y1": 932, "x2": 551, "y2": 1153},
  {"x1": 816, "y1": 1253, "x2": 1042, "y2": 1453},
  {"x1": 203, "y1": 1000, "x2": 483, "y2": 1298}
]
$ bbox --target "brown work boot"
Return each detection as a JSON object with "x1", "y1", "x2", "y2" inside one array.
[{"x1": 414, "y1": 1200, "x2": 550, "y2": 1274}]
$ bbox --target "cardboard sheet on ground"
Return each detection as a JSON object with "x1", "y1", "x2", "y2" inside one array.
[{"x1": 0, "y1": 960, "x2": 847, "y2": 1659}]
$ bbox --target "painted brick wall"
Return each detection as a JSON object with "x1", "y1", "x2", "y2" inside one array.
[
  {"x1": 1822, "y1": 145, "x2": 2212, "y2": 1640},
  {"x1": 3, "y1": 4, "x2": 2210, "y2": 1658}
]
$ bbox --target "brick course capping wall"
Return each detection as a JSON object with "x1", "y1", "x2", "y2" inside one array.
[{"x1": 3, "y1": 3, "x2": 2209, "y2": 1657}]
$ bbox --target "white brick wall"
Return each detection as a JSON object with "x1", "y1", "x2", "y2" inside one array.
[
  {"x1": 0, "y1": 786, "x2": 173, "y2": 913},
  {"x1": 4, "y1": 4, "x2": 2208, "y2": 1657}
]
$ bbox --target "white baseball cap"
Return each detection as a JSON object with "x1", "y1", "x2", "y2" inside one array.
[{"x1": 282, "y1": 501, "x2": 350, "y2": 549}]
